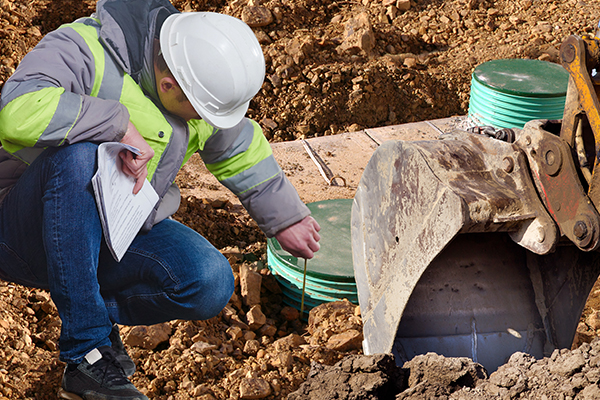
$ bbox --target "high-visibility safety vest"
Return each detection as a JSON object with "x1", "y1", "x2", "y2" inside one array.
[{"x1": 0, "y1": 16, "x2": 305, "y2": 235}]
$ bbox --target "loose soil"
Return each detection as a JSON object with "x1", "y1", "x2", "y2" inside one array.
[{"x1": 2, "y1": 0, "x2": 600, "y2": 399}]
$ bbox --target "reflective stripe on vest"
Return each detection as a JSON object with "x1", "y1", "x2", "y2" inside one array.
[{"x1": 65, "y1": 18, "x2": 174, "y2": 180}]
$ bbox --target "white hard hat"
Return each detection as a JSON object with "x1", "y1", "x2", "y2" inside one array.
[{"x1": 159, "y1": 12, "x2": 265, "y2": 129}]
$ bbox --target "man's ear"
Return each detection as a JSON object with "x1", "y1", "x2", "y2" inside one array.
[{"x1": 158, "y1": 76, "x2": 178, "y2": 94}]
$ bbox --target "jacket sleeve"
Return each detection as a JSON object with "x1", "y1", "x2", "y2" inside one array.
[
  {"x1": 0, "y1": 25, "x2": 129, "y2": 155},
  {"x1": 198, "y1": 118, "x2": 310, "y2": 237}
]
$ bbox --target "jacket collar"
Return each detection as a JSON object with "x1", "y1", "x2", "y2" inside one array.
[{"x1": 95, "y1": 0, "x2": 178, "y2": 101}]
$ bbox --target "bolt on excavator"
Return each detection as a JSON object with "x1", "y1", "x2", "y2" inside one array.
[{"x1": 352, "y1": 30, "x2": 600, "y2": 372}]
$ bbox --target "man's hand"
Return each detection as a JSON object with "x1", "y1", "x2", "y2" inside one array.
[
  {"x1": 275, "y1": 216, "x2": 321, "y2": 259},
  {"x1": 119, "y1": 121, "x2": 154, "y2": 194}
]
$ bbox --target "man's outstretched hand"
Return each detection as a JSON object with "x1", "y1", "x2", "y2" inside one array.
[
  {"x1": 119, "y1": 121, "x2": 155, "y2": 194},
  {"x1": 275, "y1": 216, "x2": 321, "y2": 259}
]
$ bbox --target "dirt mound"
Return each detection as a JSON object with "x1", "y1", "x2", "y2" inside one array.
[
  {"x1": 3, "y1": 0, "x2": 600, "y2": 399},
  {"x1": 288, "y1": 354, "x2": 405, "y2": 400},
  {"x1": 288, "y1": 342, "x2": 600, "y2": 400}
]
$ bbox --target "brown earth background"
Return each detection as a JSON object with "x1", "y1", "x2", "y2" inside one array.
[{"x1": 3, "y1": 0, "x2": 600, "y2": 399}]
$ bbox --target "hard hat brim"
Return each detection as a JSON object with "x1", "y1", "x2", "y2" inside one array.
[{"x1": 194, "y1": 99, "x2": 250, "y2": 130}]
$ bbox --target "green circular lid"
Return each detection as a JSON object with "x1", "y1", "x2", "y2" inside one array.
[
  {"x1": 472, "y1": 59, "x2": 569, "y2": 98},
  {"x1": 267, "y1": 198, "x2": 354, "y2": 280}
]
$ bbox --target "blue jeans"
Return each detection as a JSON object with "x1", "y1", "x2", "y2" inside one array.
[{"x1": 0, "y1": 142, "x2": 234, "y2": 363}]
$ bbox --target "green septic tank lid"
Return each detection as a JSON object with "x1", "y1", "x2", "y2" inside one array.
[
  {"x1": 472, "y1": 59, "x2": 569, "y2": 98},
  {"x1": 267, "y1": 198, "x2": 354, "y2": 281}
]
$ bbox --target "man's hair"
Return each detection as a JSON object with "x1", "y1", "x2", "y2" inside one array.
[{"x1": 156, "y1": 51, "x2": 169, "y2": 73}]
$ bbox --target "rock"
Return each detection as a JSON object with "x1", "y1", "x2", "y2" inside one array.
[
  {"x1": 308, "y1": 300, "x2": 357, "y2": 333},
  {"x1": 506, "y1": 351, "x2": 535, "y2": 369},
  {"x1": 307, "y1": 300, "x2": 363, "y2": 348},
  {"x1": 227, "y1": 325, "x2": 243, "y2": 340},
  {"x1": 549, "y1": 353, "x2": 586, "y2": 376},
  {"x1": 397, "y1": 0, "x2": 410, "y2": 11},
  {"x1": 228, "y1": 368, "x2": 247, "y2": 383},
  {"x1": 271, "y1": 378, "x2": 281, "y2": 393},
  {"x1": 267, "y1": 73, "x2": 282, "y2": 88},
  {"x1": 297, "y1": 124, "x2": 311, "y2": 135},
  {"x1": 281, "y1": 306, "x2": 300, "y2": 321},
  {"x1": 259, "y1": 118, "x2": 278, "y2": 131},
  {"x1": 196, "y1": 394, "x2": 216, "y2": 400},
  {"x1": 239, "y1": 377, "x2": 272, "y2": 399},
  {"x1": 191, "y1": 341, "x2": 218, "y2": 355},
  {"x1": 258, "y1": 324, "x2": 277, "y2": 337},
  {"x1": 509, "y1": 15, "x2": 523, "y2": 25},
  {"x1": 230, "y1": 314, "x2": 250, "y2": 330},
  {"x1": 192, "y1": 383, "x2": 216, "y2": 398},
  {"x1": 243, "y1": 339, "x2": 260, "y2": 356},
  {"x1": 229, "y1": 292, "x2": 243, "y2": 310},
  {"x1": 271, "y1": 6, "x2": 283, "y2": 22},
  {"x1": 124, "y1": 323, "x2": 171, "y2": 350},
  {"x1": 326, "y1": 329, "x2": 363, "y2": 352},
  {"x1": 271, "y1": 351, "x2": 293, "y2": 371},
  {"x1": 586, "y1": 368, "x2": 600, "y2": 384},
  {"x1": 581, "y1": 384, "x2": 600, "y2": 400},
  {"x1": 220, "y1": 246, "x2": 243, "y2": 264},
  {"x1": 244, "y1": 330, "x2": 256, "y2": 341},
  {"x1": 246, "y1": 305, "x2": 267, "y2": 330},
  {"x1": 403, "y1": 57, "x2": 417, "y2": 68},
  {"x1": 241, "y1": 6, "x2": 273, "y2": 27},
  {"x1": 254, "y1": 30, "x2": 271, "y2": 45},
  {"x1": 274, "y1": 333, "x2": 307, "y2": 351},
  {"x1": 404, "y1": 352, "x2": 487, "y2": 390},
  {"x1": 221, "y1": 304, "x2": 238, "y2": 322},
  {"x1": 210, "y1": 198, "x2": 228, "y2": 208},
  {"x1": 574, "y1": 325, "x2": 597, "y2": 348},
  {"x1": 538, "y1": 53, "x2": 552, "y2": 62},
  {"x1": 587, "y1": 310, "x2": 600, "y2": 331},
  {"x1": 347, "y1": 123, "x2": 361, "y2": 132},
  {"x1": 337, "y1": 12, "x2": 375, "y2": 57},
  {"x1": 0, "y1": 58, "x2": 14, "y2": 68},
  {"x1": 240, "y1": 265, "x2": 262, "y2": 307},
  {"x1": 489, "y1": 366, "x2": 521, "y2": 387}
]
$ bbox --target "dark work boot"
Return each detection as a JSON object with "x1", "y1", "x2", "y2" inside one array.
[
  {"x1": 58, "y1": 346, "x2": 147, "y2": 400},
  {"x1": 109, "y1": 323, "x2": 136, "y2": 377}
]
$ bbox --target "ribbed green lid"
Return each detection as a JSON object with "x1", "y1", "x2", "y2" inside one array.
[
  {"x1": 468, "y1": 59, "x2": 569, "y2": 129},
  {"x1": 472, "y1": 59, "x2": 568, "y2": 97},
  {"x1": 268, "y1": 198, "x2": 355, "y2": 280},
  {"x1": 267, "y1": 199, "x2": 357, "y2": 318}
]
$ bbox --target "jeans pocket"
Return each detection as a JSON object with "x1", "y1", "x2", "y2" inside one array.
[{"x1": 0, "y1": 242, "x2": 45, "y2": 288}]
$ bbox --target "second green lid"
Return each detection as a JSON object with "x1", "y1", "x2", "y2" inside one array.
[{"x1": 472, "y1": 58, "x2": 568, "y2": 97}]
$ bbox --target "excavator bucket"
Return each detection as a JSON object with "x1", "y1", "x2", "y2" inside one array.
[
  {"x1": 352, "y1": 32, "x2": 600, "y2": 372},
  {"x1": 352, "y1": 129, "x2": 600, "y2": 372}
]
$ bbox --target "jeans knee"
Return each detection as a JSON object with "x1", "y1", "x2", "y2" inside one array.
[{"x1": 178, "y1": 251, "x2": 234, "y2": 320}]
